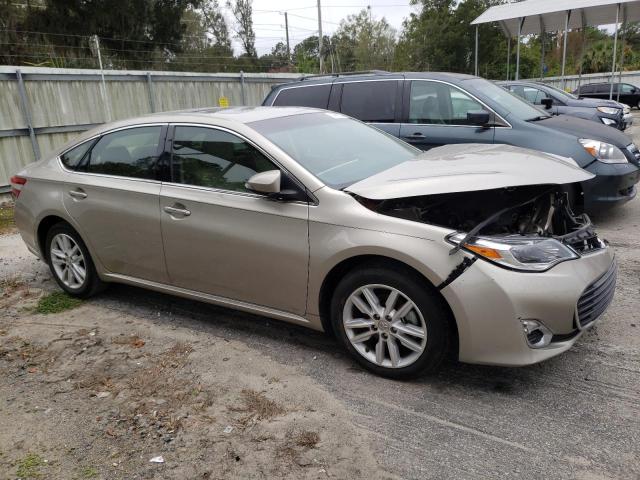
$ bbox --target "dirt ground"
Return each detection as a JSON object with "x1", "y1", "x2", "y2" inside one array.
[{"x1": 1, "y1": 115, "x2": 640, "y2": 479}]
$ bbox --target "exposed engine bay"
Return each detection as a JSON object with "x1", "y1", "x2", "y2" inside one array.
[{"x1": 357, "y1": 184, "x2": 603, "y2": 255}]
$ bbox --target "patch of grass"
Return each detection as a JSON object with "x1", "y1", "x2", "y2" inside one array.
[
  {"x1": 35, "y1": 291, "x2": 82, "y2": 314},
  {"x1": 230, "y1": 389, "x2": 286, "y2": 423},
  {"x1": 78, "y1": 466, "x2": 98, "y2": 478},
  {"x1": 294, "y1": 430, "x2": 320, "y2": 448},
  {"x1": 16, "y1": 452, "x2": 45, "y2": 479},
  {"x1": 0, "y1": 203, "x2": 16, "y2": 235}
]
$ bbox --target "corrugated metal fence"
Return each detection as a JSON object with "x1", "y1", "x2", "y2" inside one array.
[
  {"x1": 0, "y1": 66, "x2": 299, "y2": 190},
  {"x1": 531, "y1": 70, "x2": 640, "y2": 92}
]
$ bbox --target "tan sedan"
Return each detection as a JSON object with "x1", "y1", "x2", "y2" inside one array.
[{"x1": 12, "y1": 107, "x2": 616, "y2": 378}]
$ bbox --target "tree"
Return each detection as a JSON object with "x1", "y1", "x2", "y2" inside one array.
[
  {"x1": 201, "y1": 0, "x2": 232, "y2": 51},
  {"x1": 227, "y1": 0, "x2": 256, "y2": 58},
  {"x1": 331, "y1": 9, "x2": 396, "y2": 72}
]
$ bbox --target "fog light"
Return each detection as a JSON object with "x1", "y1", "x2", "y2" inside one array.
[
  {"x1": 521, "y1": 320, "x2": 553, "y2": 349},
  {"x1": 601, "y1": 118, "x2": 617, "y2": 126}
]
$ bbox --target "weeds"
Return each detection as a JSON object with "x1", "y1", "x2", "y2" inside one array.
[
  {"x1": 0, "y1": 203, "x2": 16, "y2": 235},
  {"x1": 35, "y1": 291, "x2": 82, "y2": 314},
  {"x1": 230, "y1": 389, "x2": 286, "y2": 425},
  {"x1": 78, "y1": 465, "x2": 98, "y2": 478},
  {"x1": 294, "y1": 430, "x2": 320, "y2": 448},
  {"x1": 16, "y1": 452, "x2": 45, "y2": 478}
]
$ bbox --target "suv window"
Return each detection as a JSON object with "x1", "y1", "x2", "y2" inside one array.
[
  {"x1": 83, "y1": 126, "x2": 162, "y2": 179},
  {"x1": 273, "y1": 85, "x2": 331, "y2": 108},
  {"x1": 60, "y1": 138, "x2": 97, "y2": 170},
  {"x1": 509, "y1": 85, "x2": 550, "y2": 105},
  {"x1": 170, "y1": 126, "x2": 276, "y2": 192},
  {"x1": 340, "y1": 81, "x2": 397, "y2": 122},
  {"x1": 621, "y1": 84, "x2": 636, "y2": 94},
  {"x1": 409, "y1": 81, "x2": 485, "y2": 125}
]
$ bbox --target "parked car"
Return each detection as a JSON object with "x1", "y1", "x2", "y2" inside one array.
[
  {"x1": 263, "y1": 72, "x2": 640, "y2": 211},
  {"x1": 12, "y1": 107, "x2": 616, "y2": 378},
  {"x1": 499, "y1": 80, "x2": 629, "y2": 130},
  {"x1": 573, "y1": 82, "x2": 640, "y2": 110}
]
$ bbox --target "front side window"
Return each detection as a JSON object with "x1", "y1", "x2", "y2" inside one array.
[
  {"x1": 83, "y1": 126, "x2": 162, "y2": 179},
  {"x1": 340, "y1": 81, "x2": 397, "y2": 122},
  {"x1": 170, "y1": 126, "x2": 276, "y2": 192},
  {"x1": 409, "y1": 81, "x2": 485, "y2": 125},
  {"x1": 273, "y1": 85, "x2": 331, "y2": 109},
  {"x1": 522, "y1": 87, "x2": 549, "y2": 105},
  {"x1": 250, "y1": 112, "x2": 418, "y2": 189},
  {"x1": 621, "y1": 84, "x2": 635, "y2": 94}
]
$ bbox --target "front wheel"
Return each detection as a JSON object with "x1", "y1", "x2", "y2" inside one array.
[
  {"x1": 330, "y1": 265, "x2": 451, "y2": 379},
  {"x1": 45, "y1": 222, "x2": 105, "y2": 298}
]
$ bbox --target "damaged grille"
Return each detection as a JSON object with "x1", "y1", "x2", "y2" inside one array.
[{"x1": 576, "y1": 261, "x2": 617, "y2": 328}]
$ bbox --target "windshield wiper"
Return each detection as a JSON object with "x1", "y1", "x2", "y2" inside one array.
[{"x1": 527, "y1": 115, "x2": 550, "y2": 122}]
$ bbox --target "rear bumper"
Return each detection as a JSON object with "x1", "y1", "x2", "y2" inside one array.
[
  {"x1": 441, "y1": 247, "x2": 615, "y2": 367},
  {"x1": 582, "y1": 161, "x2": 640, "y2": 210}
]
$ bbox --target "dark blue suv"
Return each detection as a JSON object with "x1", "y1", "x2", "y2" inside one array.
[{"x1": 263, "y1": 72, "x2": 640, "y2": 210}]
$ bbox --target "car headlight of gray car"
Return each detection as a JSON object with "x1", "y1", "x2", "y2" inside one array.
[
  {"x1": 596, "y1": 106, "x2": 621, "y2": 115},
  {"x1": 579, "y1": 139, "x2": 628, "y2": 164},
  {"x1": 447, "y1": 233, "x2": 579, "y2": 272}
]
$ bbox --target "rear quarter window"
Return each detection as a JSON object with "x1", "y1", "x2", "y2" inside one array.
[
  {"x1": 272, "y1": 85, "x2": 331, "y2": 108},
  {"x1": 59, "y1": 139, "x2": 96, "y2": 170},
  {"x1": 340, "y1": 81, "x2": 398, "y2": 123}
]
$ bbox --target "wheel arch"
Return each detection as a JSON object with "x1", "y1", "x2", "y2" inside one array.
[{"x1": 318, "y1": 254, "x2": 459, "y2": 357}]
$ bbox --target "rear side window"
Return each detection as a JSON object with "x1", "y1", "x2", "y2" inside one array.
[
  {"x1": 83, "y1": 126, "x2": 162, "y2": 179},
  {"x1": 60, "y1": 139, "x2": 96, "y2": 170},
  {"x1": 340, "y1": 81, "x2": 397, "y2": 122},
  {"x1": 273, "y1": 85, "x2": 331, "y2": 108},
  {"x1": 170, "y1": 126, "x2": 276, "y2": 192}
]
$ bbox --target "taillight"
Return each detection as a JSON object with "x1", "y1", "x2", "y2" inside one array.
[{"x1": 10, "y1": 175, "x2": 27, "y2": 199}]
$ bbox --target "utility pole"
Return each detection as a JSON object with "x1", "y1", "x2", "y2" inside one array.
[
  {"x1": 92, "y1": 35, "x2": 112, "y2": 122},
  {"x1": 284, "y1": 11, "x2": 291, "y2": 64},
  {"x1": 317, "y1": 0, "x2": 323, "y2": 74}
]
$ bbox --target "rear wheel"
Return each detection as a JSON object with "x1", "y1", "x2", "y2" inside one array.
[
  {"x1": 45, "y1": 222, "x2": 105, "y2": 298},
  {"x1": 330, "y1": 264, "x2": 450, "y2": 379}
]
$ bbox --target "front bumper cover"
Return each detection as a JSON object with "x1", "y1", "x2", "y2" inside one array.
[{"x1": 441, "y1": 246, "x2": 615, "y2": 366}]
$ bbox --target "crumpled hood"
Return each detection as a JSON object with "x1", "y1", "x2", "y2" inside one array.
[
  {"x1": 345, "y1": 143, "x2": 594, "y2": 200},
  {"x1": 534, "y1": 115, "x2": 632, "y2": 146}
]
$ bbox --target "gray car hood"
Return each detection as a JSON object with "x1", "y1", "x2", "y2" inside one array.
[{"x1": 345, "y1": 143, "x2": 594, "y2": 200}]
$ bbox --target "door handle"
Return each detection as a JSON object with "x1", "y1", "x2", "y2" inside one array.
[
  {"x1": 404, "y1": 133, "x2": 426, "y2": 140},
  {"x1": 163, "y1": 205, "x2": 191, "y2": 217},
  {"x1": 68, "y1": 189, "x2": 87, "y2": 199}
]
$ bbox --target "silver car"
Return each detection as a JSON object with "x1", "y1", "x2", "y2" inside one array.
[{"x1": 11, "y1": 107, "x2": 616, "y2": 378}]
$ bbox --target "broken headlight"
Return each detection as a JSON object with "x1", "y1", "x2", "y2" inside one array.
[{"x1": 447, "y1": 233, "x2": 579, "y2": 272}]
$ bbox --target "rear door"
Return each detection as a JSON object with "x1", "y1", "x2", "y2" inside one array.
[
  {"x1": 62, "y1": 125, "x2": 168, "y2": 283},
  {"x1": 337, "y1": 80, "x2": 402, "y2": 136},
  {"x1": 159, "y1": 124, "x2": 309, "y2": 315},
  {"x1": 399, "y1": 80, "x2": 496, "y2": 150}
]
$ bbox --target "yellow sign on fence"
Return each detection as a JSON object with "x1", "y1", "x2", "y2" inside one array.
[{"x1": 218, "y1": 96, "x2": 229, "y2": 108}]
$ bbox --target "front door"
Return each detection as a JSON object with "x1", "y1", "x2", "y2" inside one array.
[
  {"x1": 62, "y1": 125, "x2": 168, "y2": 283},
  {"x1": 399, "y1": 80, "x2": 495, "y2": 150},
  {"x1": 159, "y1": 125, "x2": 309, "y2": 315}
]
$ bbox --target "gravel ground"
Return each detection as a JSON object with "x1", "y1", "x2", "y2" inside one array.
[{"x1": 1, "y1": 115, "x2": 639, "y2": 479}]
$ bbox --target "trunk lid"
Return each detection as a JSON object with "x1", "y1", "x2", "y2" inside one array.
[{"x1": 344, "y1": 143, "x2": 593, "y2": 200}]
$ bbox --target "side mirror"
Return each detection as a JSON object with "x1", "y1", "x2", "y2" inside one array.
[
  {"x1": 541, "y1": 98, "x2": 553, "y2": 110},
  {"x1": 245, "y1": 170, "x2": 281, "y2": 194},
  {"x1": 467, "y1": 110, "x2": 491, "y2": 127}
]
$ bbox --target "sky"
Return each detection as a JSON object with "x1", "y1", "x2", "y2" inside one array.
[{"x1": 219, "y1": 0, "x2": 420, "y2": 56}]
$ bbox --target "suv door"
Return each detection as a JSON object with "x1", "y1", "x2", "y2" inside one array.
[
  {"x1": 337, "y1": 80, "x2": 402, "y2": 136},
  {"x1": 619, "y1": 83, "x2": 639, "y2": 106},
  {"x1": 159, "y1": 125, "x2": 309, "y2": 315},
  {"x1": 399, "y1": 80, "x2": 496, "y2": 149},
  {"x1": 61, "y1": 125, "x2": 168, "y2": 282}
]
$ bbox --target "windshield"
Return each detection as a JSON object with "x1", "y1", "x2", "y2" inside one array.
[
  {"x1": 250, "y1": 112, "x2": 419, "y2": 189},
  {"x1": 544, "y1": 84, "x2": 579, "y2": 100},
  {"x1": 465, "y1": 78, "x2": 550, "y2": 121}
]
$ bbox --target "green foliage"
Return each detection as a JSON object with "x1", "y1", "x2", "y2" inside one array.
[
  {"x1": 35, "y1": 291, "x2": 83, "y2": 314},
  {"x1": 16, "y1": 453, "x2": 45, "y2": 479}
]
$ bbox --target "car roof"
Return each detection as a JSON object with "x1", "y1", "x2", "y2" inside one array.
[{"x1": 271, "y1": 71, "x2": 478, "y2": 89}]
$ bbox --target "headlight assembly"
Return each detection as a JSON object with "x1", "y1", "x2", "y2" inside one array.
[
  {"x1": 596, "y1": 106, "x2": 621, "y2": 115},
  {"x1": 579, "y1": 139, "x2": 628, "y2": 164},
  {"x1": 447, "y1": 233, "x2": 579, "y2": 272}
]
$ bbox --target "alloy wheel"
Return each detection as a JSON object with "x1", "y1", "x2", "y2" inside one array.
[
  {"x1": 50, "y1": 233, "x2": 87, "y2": 289},
  {"x1": 342, "y1": 284, "x2": 427, "y2": 369}
]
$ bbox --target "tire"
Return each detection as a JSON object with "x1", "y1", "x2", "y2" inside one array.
[
  {"x1": 330, "y1": 263, "x2": 451, "y2": 379},
  {"x1": 45, "y1": 222, "x2": 106, "y2": 298}
]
